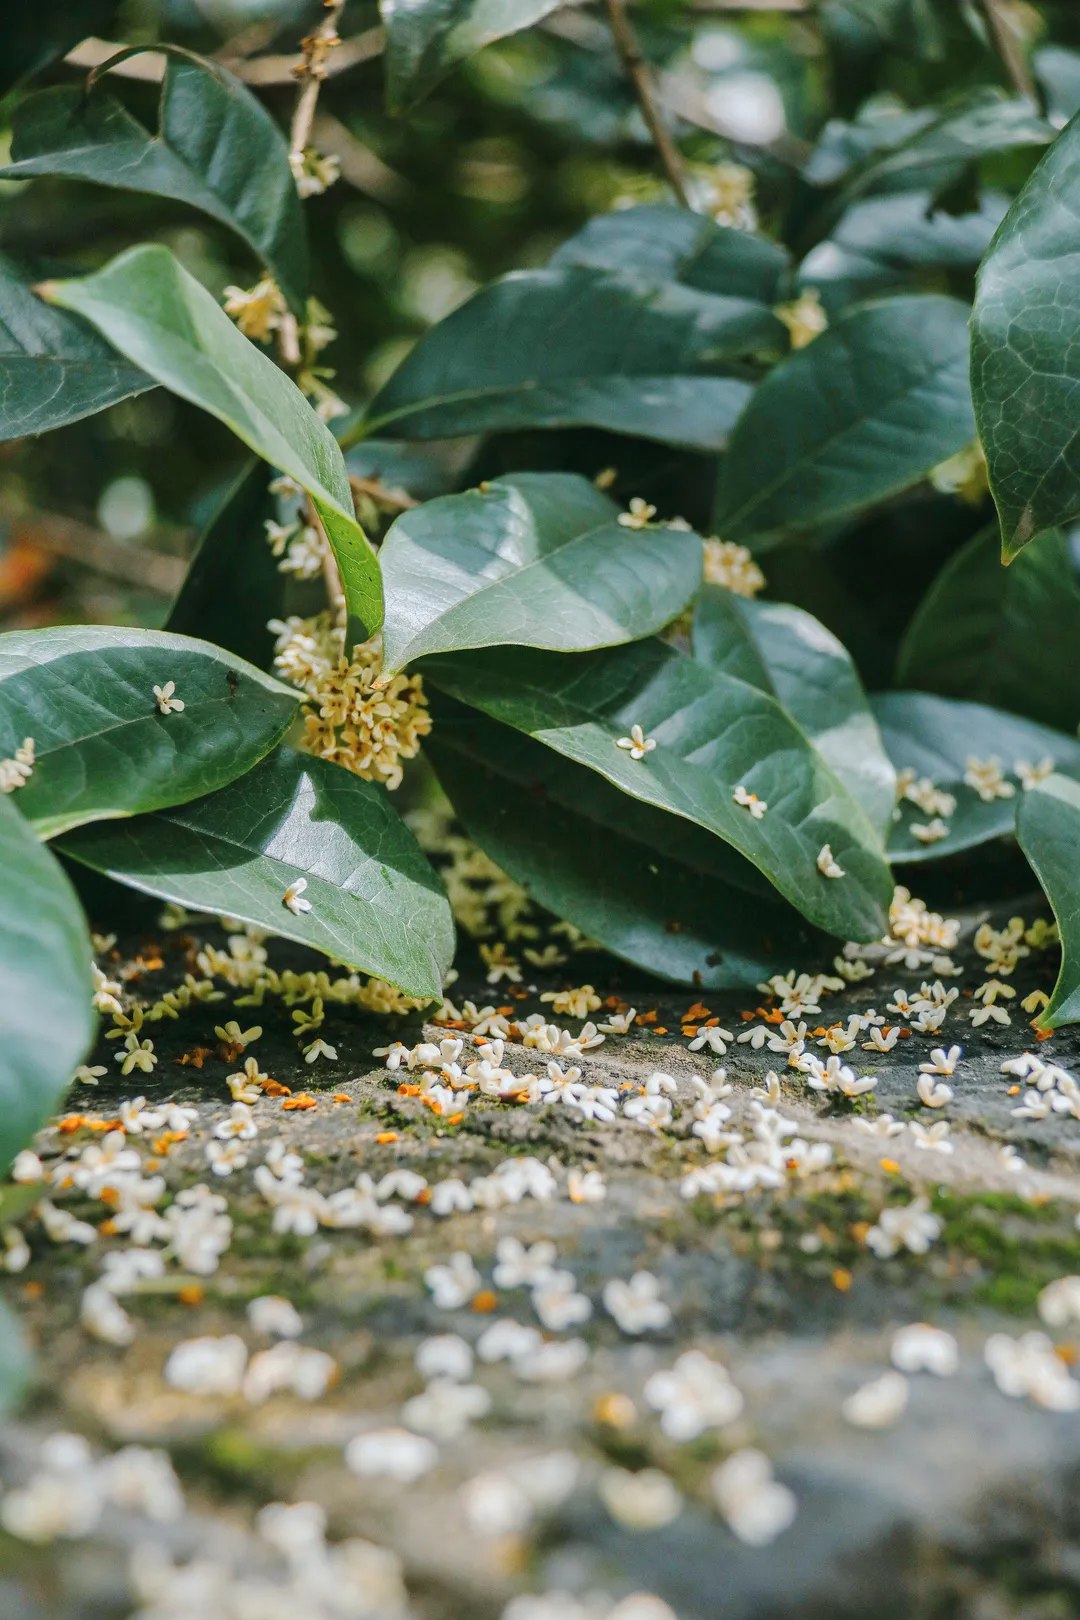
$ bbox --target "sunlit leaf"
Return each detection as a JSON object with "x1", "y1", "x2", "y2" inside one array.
[
  {"x1": 0, "y1": 626, "x2": 298, "y2": 838},
  {"x1": 59, "y1": 748, "x2": 455, "y2": 1001},
  {"x1": 422, "y1": 640, "x2": 893, "y2": 941},
  {"x1": 380, "y1": 472, "x2": 702, "y2": 674},
  {"x1": 44, "y1": 246, "x2": 383, "y2": 635}
]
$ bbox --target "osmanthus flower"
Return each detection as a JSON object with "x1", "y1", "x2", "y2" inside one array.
[
  {"x1": 345, "y1": 1427, "x2": 439, "y2": 1483},
  {"x1": 248, "y1": 1295, "x2": 304, "y2": 1339},
  {"x1": 152, "y1": 681, "x2": 184, "y2": 715},
  {"x1": 425, "y1": 1251, "x2": 483, "y2": 1309},
  {"x1": 842, "y1": 1370, "x2": 909, "y2": 1428},
  {"x1": 964, "y1": 755, "x2": 1014, "y2": 802},
  {"x1": 733, "y1": 784, "x2": 767, "y2": 819},
  {"x1": 401, "y1": 1377, "x2": 492, "y2": 1441},
  {"x1": 461, "y1": 1470, "x2": 535, "y2": 1538},
  {"x1": 73, "y1": 1063, "x2": 108, "y2": 1086},
  {"x1": 767, "y1": 1019, "x2": 808, "y2": 1061},
  {"x1": 816, "y1": 844, "x2": 845, "y2": 879},
  {"x1": 1038, "y1": 1275, "x2": 1080, "y2": 1328},
  {"x1": 539, "y1": 1062, "x2": 586, "y2": 1107},
  {"x1": 736, "y1": 1023, "x2": 769, "y2": 1050},
  {"x1": 863, "y1": 1025, "x2": 899, "y2": 1054},
  {"x1": 912, "y1": 818, "x2": 950, "y2": 844},
  {"x1": 865, "y1": 1196, "x2": 942, "y2": 1259},
  {"x1": 921, "y1": 1045, "x2": 962, "y2": 1076},
  {"x1": 376, "y1": 1169, "x2": 428, "y2": 1203},
  {"x1": 599, "y1": 1466, "x2": 682, "y2": 1530},
  {"x1": 775, "y1": 286, "x2": 828, "y2": 350},
  {"x1": 603, "y1": 1271, "x2": 671, "y2": 1335},
  {"x1": 480, "y1": 942, "x2": 522, "y2": 984},
  {"x1": 598, "y1": 1007, "x2": 637, "y2": 1035},
  {"x1": 205, "y1": 1138, "x2": 250, "y2": 1177},
  {"x1": 804, "y1": 1056, "x2": 877, "y2": 1098},
  {"x1": 897, "y1": 770, "x2": 956, "y2": 818},
  {"x1": 415, "y1": 1334, "x2": 474, "y2": 1383},
  {"x1": 617, "y1": 497, "x2": 658, "y2": 529},
  {"x1": 702, "y1": 539, "x2": 766, "y2": 599},
  {"x1": 643, "y1": 1349, "x2": 743, "y2": 1439},
  {"x1": 228, "y1": 1057, "x2": 268, "y2": 1103},
  {"x1": 243, "y1": 1342, "x2": 337, "y2": 1404},
  {"x1": 891, "y1": 1323, "x2": 959, "y2": 1377},
  {"x1": 916, "y1": 1073, "x2": 953, "y2": 1109},
  {"x1": 0, "y1": 735, "x2": 34, "y2": 794},
  {"x1": 750, "y1": 1071, "x2": 783, "y2": 1105},
  {"x1": 616, "y1": 724, "x2": 657, "y2": 761},
  {"x1": 909, "y1": 1120, "x2": 953, "y2": 1155},
  {"x1": 689, "y1": 1024, "x2": 735, "y2": 1056},
  {"x1": 817, "y1": 1020, "x2": 858, "y2": 1055},
  {"x1": 224, "y1": 275, "x2": 286, "y2": 340},
  {"x1": 70, "y1": 1130, "x2": 141, "y2": 1194},
  {"x1": 541, "y1": 984, "x2": 602, "y2": 1019},
  {"x1": 0, "y1": 1433, "x2": 103, "y2": 1542},
  {"x1": 259, "y1": 1178, "x2": 330, "y2": 1235},
  {"x1": 214, "y1": 1102, "x2": 258, "y2": 1142},
  {"x1": 115, "y1": 1033, "x2": 157, "y2": 1076},
  {"x1": 985, "y1": 1330, "x2": 1080, "y2": 1411},
  {"x1": 569, "y1": 1085, "x2": 621, "y2": 1124},
  {"x1": 476, "y1": 1318, "x2": 544, "y2": 1365},
  {"x1": 513, "y1": 1338, "x2": 590, "y2": 1383},
  {"x1": 567, "y1": 1167, "x2": 607, "y2": 1204},
  {"x1": 711, "y1": 1449, "x2": 796, "y2": 1546},
  {"x1": 12, "y1": 1150, "x2": 44, "y2": 1184},
  {"x1": 494, "y1": 1237, "x2": 559, "y2": 1291},
  {"x1": 81, "y1": 1282, "x2": 135, "y2": 1346},
  {"x1": 532, "y1": 1270, "x2": 593, "y2": 1331},
  {"x1": 164, "y1": 1334, "x2": 249, "y2": 1396},
  {"x1": 216, "y1": 1021, "x2": 262, "y2": 1049},
  {"x1": 303, "y1": 1036, "x2": 338, "y2": 1063},
  {"x1": 2, "y1": 1229, "x2": 29, "y2": 1274}
]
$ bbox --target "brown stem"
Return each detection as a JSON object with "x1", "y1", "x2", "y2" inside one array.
[
  {"x1": 290, "y1": 0, "x2": 347, "y2": 166},
  {"x1": 981, "y1": 0, "x2": 1037, "y2": 101},
  {"x1": 601, "y1": 0, "x2": 690, "y2": 208}
]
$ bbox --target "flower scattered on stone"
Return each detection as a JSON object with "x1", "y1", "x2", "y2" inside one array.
[
  {"x1": 891, "y1": 1323, "x2": 958, "y2": 1377},
  {"x1": 843, "y1": 1371, "x2": 909, "y2": 1428},
  {"x1": 711, "y1": 1449, "x2": 796, "y2": 1546},
  {"x1": 603, "y1": 1271, "x2": 671, "y2": 1335}
]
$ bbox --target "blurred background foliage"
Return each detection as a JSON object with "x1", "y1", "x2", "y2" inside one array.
[{"x1": 4, "y1": 0, "x2": 1080, "y2": 689}]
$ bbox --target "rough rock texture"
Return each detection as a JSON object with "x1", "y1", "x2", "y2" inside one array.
[{"x1": 5, "y1": 900, "x2": 1080, "y2": 1619}]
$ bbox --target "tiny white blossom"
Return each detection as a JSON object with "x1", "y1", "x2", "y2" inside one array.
[
  {"x1": 618, "y1": 497, "x2": 657, "y2": 529},
  {"x1": 345, "y1": 1428, "x2": 438, "y2": 1483},
  {"x1": 733, "y1": 784, "x2": 767, "y2": 819},
  {"x1": 599, "y1": 1467, "x2": 682, "y2": 1530},
  {"x1": 81, "y1": 1282, "x2": 135, "y2": 1346},
  {"x1": 247, "y1": 1295, "x2": 303, "y2": 1338},
  {"x1": 891, "y1": 1323, "x2": 958, "y2": 1377},
  {"x1": 916, "y1": 1073, "x2": 953, "y2": 1109},
  {"x1": 964, "y1": 755, "x2": 1014, "y2": 801},
  {"x1": 711, "y1": 1449, "x2": 796, "y2": 1546},
  {"x1": 426, "y1": 1252, "x2": 482, "y2": 1310},
  {"x1": 532, "y1": 1270, "x2": 592, "y2": 1332},
  {"x1": 401, "y1": 1378, "x2": 492, "y2": 1440},
  {"x1": 910, "y1": 1120, "x2": 953, "y2": 1154},
  {"x1": 643, "y1": 1349, "x2": 743, "y2": 1439},
  {"x1": 152, "y1": 681, "x2": 184, "y2": 715},
  {"x1": 603, "y1": 1271, "x2": 671, "y2": 1335},
  {"x1": 303, "y1": 1037, "x2": 338, "y2": 1063},
  {"x1": 865, "y1": 1196, "x2": 942, "y2": 1259},
  {"x1": 985, "y1": 1330, "x2": 1080, "y2": 1410},
  {"x1": 164, "y1": 1334, "x2": 248, "y2": 1396},
  {"x1": 851, "y1": 1113, "x2": 906, "y2": 1139},
  {"x1": 920, "y1": 1046, "x2": 961, "y2": 1076},
  {"x1": 567, "y1": 1167, "x2": 607, "y2": 1204},
  {"x1": 615, "y1": 723, "x2": 657, "y2": 761},
  {"x1": 816, "y1": 844, "x2": 844, "y2": 879},
  {"x1": 843, "y1": 1371, "x2": 909, "y2": 1428},
  {"x1": 1037, "y1": 1275, "x2": 1080, "y2": 1327},
  {"x1": 283, "y1": 877, "x2": 312, "y2": 916},
  {"x1": 415, "y1": 1334, "x2": 474, "y2": 1383}
]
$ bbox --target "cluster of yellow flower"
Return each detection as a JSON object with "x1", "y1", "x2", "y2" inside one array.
[{"x1": 270, "y1": 613, "x2": 431, "y2": 791}]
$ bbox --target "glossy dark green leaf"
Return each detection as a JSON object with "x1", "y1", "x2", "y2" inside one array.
[
  {"x1": 971, "y1": 111, "x2": 1080, "y2": 559},
  {"x1": 0, "y1": 250, "x2": 151, "y2": 442},
  {"x1": 60, "y1": 748, "x2": 455, "y2": 1000},
  {"x1": 550, "y1": 206, "x2": 790, "y2": 304},
  {"x1": 0, "y1": 0, "x2": 118, "y2": 96},
  {"x1": 382, "y1": 0, "x2": 562, "y2": 113},
  {"x1": 873, "y1": 690, "x2": 1080, "y2": 862},
  {"x1": 714, "y1": 296, "x2": 975, "y2": 547},
  {"x1": 422, "y1": 641, "x2": 893, "y2": 941},
  {"x1": 896, "y1": 526, "x2": 1080, "y2": 734},
  {"x1": 2, "y1": 55, "x2": 308, "y2": 313},
  {"x1": 167, "y1": 461, "x2": 286, "y2": 671},
  {"x1": 0, "y1": 626, "x2": 298, "y2": 838},
  {"x1": 1016, "y1": 773, "x2": 1080, "y2": 1028},
  {"x1": 361, "y1": 267, "x2": 783, "y2": 451},
  {"x1": 0, "y1": 792, "x2": 95, "y2": 1173},
  {"x1": 692, "y1": 586, "x2": 895, "y2": 841},
  {"x1": 798, "y1": 189, "x2": 1007, "y2": 311},
  {"x1": 426, "y1": 694, "x2": 827, "y2": 988},
  {"x1": 45, "y1": 246, "x2": 382, "y2": 635},
  {"x1": 380, "y1": 472, "x2": 702, "y2": 675}
]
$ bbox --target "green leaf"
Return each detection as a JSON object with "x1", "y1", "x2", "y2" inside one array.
[
  {"x1": 361, "y1": 267, "x2": 783, "y2": 451},
  {"x1": 0, "y1": 792, "x2": 95, "y2": 1173},
  {"x1": 971, "y1": 110, "x2": 1080, "y2": 559},
  {"x1": 872, "y1": 690, "x2": 1080, "y2": 862},
  {"x1": 550, "y1": 206, "x2": 790, "y2": 304},
  {"x1": 714, "y1": 295, "x2": 975, "y2": 547},
  {"x1": 380, "y1": 472, "x2": 702, "y2": 675},
  {"x1": 44, "y1": 245, "x2": 383, "y2": 636},
  {"x1": 167, "y1": 461, "x2": 286, "y2": 672},
  {"x1": 692, "y1": 586, "x2": 896, "y2": 841},
  {"x1": 59, "y1": 747, "x2": 455, "y2": 1001},
  {"x1": 896, "y1": 525, "x2": 1080, "y2": 734},
  {"x1": 382, "y1": 0, "x2": 563, "y2": 113},
  {"x1": 0, "y1": 0, "x2": 118, "y2": 96},
  {"x1": 1034, "y1": 45, "x2": 1080, "y2": 129},
  {"x1": 421, "y1": 640, "x2": 894, "y2": 941},
  {"x1": 798, "y1": 189, "x2": 1007, "y2": 311},
  {"x1": 0, "y1": 626, "x2": 298, "y2": 839},
  {"x1": 0, "y1": 250, "x2": 151, "y2": 442},
  {"x1": 0, "y1": 1298, "x2": 29, "y2": 1414},
  {"x1": 426, "y1": 694, "x2": 827, "y2": 988},
  {"x1": 1016, "y1": 773, "x2": 1080, "y2": 1028},
  {"x1": 1, "y1": 55, "x2": 308, "y2": 313}
]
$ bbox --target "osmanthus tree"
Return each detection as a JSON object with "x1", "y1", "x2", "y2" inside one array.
[{"x1": 3, "y1": 0, "x2": 1080, "y2": 1168}]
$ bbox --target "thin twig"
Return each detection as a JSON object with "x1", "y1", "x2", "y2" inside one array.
[
  {"x1": 7, "y1": 513, "x2": 187, "y2": 596},
  {"x1": 290, "y1": 0, "x2": 348, "y2": 165},
  {"x1": 600, "y1": 0, "x2": 690, "y2": 207},
  {"x1": 980, "y1": 0, "x2": 1037, "y2": 101}
]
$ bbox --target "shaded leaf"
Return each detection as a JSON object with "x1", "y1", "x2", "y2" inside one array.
[
  {"x1": 380, "y1": 472, "x2": 702, "y2": 675},
  {"x1": 872, "y1": 690, "x2": 1080, "y2": 862},
  {"x1": 362, "y1": 267, "x2": 783, "y2": 451},
  {"x1": 798, "y1": 189, "x2": 1007, "y2": 311},
  {"x1": 167, "y1": 461, "x2": 287, "y2": 671},
  {"x1": 0, "y1": 250, "x2": 151, "y2": 442},
  {"x1": 427, "y1": 694, "x2": 827, "y2": 988},
  {"x1": 382, "y1": 0, "x2": 562, "y2": 113},
  {"x1": 0, "y1": 626, "x2": 298, "y2": 838},
  {"x1": 551, "y1": 206, "x2": 790, "y2": 304},
  {"x1": 59, "y1": 747, "x2": 454, "y2": 1000},
  {"x1": 0, "y1": 1300, "x2": 30, "y2": 1415},
  {"x1": 45, "y1": 246, "x2": 382, "y2": 635},
  {"x1": 0, "y1": 792, "x2": 95, "y2": 1173},
  {"x1": 693, "y1": 585, "x2": 895, "y2": 841},
  {"x1": 896, "y1": 525, "x2": 1080, "y2": 734},
  {"x1": 971, "y1": 110, "x2": 1080, "y2": 558},
  {"x1": 2, "y1": 55, "x2": 307, "y2": 313},
  {"x1": 422, "y1": 640, "x2": 893, "y2": 941},
  {"x1": 1016, "y1": 772, "x2": 1080, "y2": 1028},
  {"x1": 714, "y1": 295, "x2": 975, "y2": 547},
  {"x1": 0, "y1": 0, "x2": 118, "y2": 97}
]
